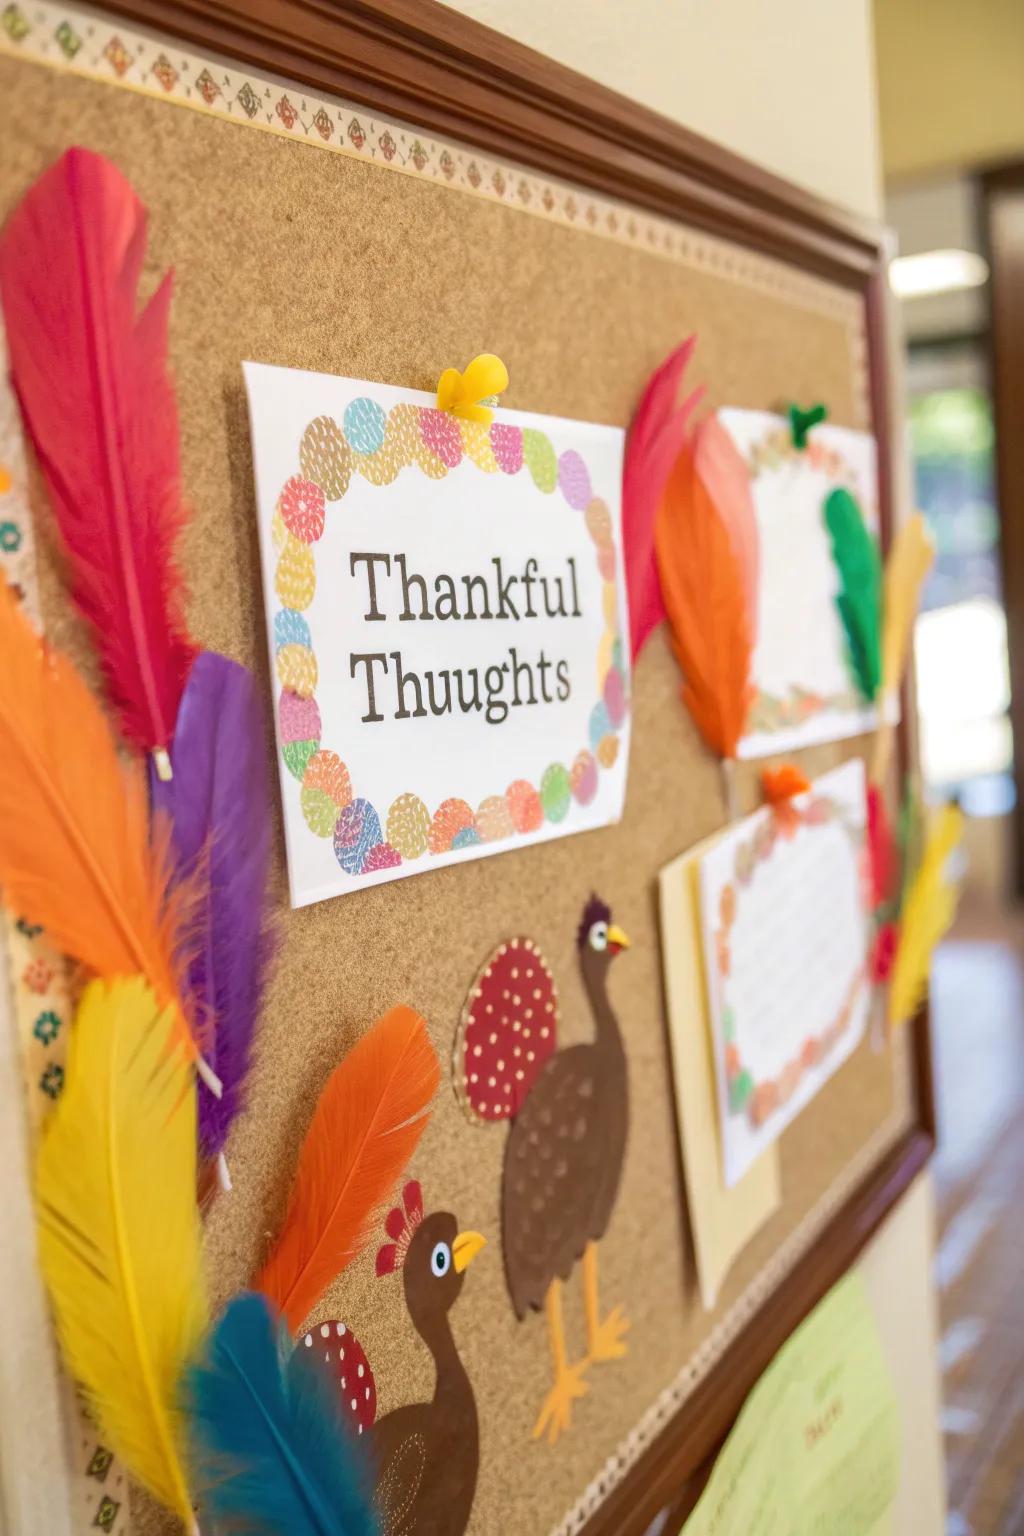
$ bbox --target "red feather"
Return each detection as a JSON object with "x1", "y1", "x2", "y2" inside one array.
[
  {"x1": 622, "y1": 338, "x2": 704, "y2": 661},
  {"x1": 0, "y1": 147, "x2": 195, "y2": 765},
  {"x1": 867, "y1": 784, "x2": 898, "y2": 911},
  {"x1": 258, "y1": 1006, "x2": 440, "y2": 1335}
]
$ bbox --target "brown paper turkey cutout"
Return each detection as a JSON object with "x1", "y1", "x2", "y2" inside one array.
[
  {"x1": 304, "y1": 1181, "x2": 486, "y2": 1535},
  {"x1": 453, "y1": 895, "x2": 632, "y2": 1444}
]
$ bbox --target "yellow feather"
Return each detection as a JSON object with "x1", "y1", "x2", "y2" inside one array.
[
  {"x1": 871, "y1": 513, "x2": 934, "y2": 783},
  {"x1": 888, "y1": 804, "x2": 964, "y2": 1030},
  {"x1": 881, "y1": 513, "x2": 935, "y2": 700},
  {"x1": 34, "y1": 977, "x2": 207, "y2": 1521},
  {"x1": 435, "y1": 353, "x2": 509, "y2": 425}
]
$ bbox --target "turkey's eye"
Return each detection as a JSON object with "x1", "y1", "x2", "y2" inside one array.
[
  {"x1": 430, "y1": 1242, "x2": 451, "y2": 1278},
  {"x1": 589, "y1": 921, "x2": 608, "y2": 952}
]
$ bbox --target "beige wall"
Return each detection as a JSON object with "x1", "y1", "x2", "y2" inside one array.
[
  {"x1": 876, "y1": 0, "x2": 1024, "y2": 182},
  {"x1": 859, "y1": 1174, "x2": 946, "y2": 1534},
  {"x1": 442, "y1": 0, "x2": 883, "y2": 217}
]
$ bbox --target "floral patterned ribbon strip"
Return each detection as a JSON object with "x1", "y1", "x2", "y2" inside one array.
[{"x1": 0, "y1": 327, "x2": 129, "y2": 1531}]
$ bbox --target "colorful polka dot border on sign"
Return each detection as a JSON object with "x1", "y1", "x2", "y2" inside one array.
[{"x1": 272, "y1": 400, "x2": 628, "y2": 877}]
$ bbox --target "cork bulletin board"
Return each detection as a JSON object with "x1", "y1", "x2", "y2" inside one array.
[{"x1": 0, "y1": 6, "x2": 930, "y2": 1535}]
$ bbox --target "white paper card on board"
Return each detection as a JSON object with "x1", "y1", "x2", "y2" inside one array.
[
  {"x1": 719, "y1": 409, "x2": 884, "y2": 759},
  {"x1": 699, "y1": 759, "x2": 870, "y2": 1186},
  {"x1": 244, "y1": 362, "x2": 630, "y2": 907}
]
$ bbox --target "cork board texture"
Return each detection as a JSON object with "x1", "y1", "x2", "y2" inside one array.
[{"x1": 0, "y1": 51, "x2": 915, "y2": 1536}]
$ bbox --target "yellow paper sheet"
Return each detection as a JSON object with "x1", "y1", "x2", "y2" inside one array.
[
  {"x1": 659, "y1": 837, "x2": 780, "y2": 1310},
  {"x1": 680, "y1": 1273, "x2": 900, "y2": 1536}
]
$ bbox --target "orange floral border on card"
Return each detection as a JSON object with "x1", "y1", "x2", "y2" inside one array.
[{"x1": 715, "y1": 794, "x2": 867, "y2": 1129}]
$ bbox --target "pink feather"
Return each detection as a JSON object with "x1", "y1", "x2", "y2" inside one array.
[
  {"x1": 0, "y1": 147, "x2": 195, "y2": 762},
  {"x1": 622, "y1": 337, "x2": 704, "y2": 660}
]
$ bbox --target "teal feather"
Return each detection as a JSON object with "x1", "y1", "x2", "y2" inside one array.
[
  {"x1": 186, "y1": 1292, "x2": 378, "y2": 1536},
  {"x1": 823, "y1": 487, "x2": 882, "y2": 701}
]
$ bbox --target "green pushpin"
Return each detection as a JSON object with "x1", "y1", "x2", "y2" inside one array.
[{"x1": 788, "y1": 401, "x2": 828, "y2": 450}]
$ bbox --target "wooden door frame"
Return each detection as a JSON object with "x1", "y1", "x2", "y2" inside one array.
[
  {"x1": 32, "y1": 2, "x2": 932, "y2": 1528},
  {"x1": 981, "y1": 162, "x2": 1024, "y2": 898}
]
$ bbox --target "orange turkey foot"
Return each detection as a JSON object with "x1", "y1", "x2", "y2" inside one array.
[
  {"x1": 587, "y1": 1305, "x2": 631, "y2": 1364},
  {"x1": 532, "y1": 1359, "x2": 589, "y2": 1445}
]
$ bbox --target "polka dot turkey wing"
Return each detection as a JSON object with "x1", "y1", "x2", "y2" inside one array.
[
  {"x1": 300, "y1": 1318, "x2": 376, "y2": 1435},
  {"x1": 454, "y1": 937, "x2": 559, "y2": 1123},
  {"x1": 298, "y1": 1323, "x2": 436, "y2": 1535}
]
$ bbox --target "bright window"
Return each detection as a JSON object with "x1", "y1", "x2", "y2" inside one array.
[{"x1": 908, "y1": 384, "x2": 1012, "y2": 803}]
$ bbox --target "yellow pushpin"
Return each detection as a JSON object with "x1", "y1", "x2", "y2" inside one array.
[{"x1": 436, "y1": 353, "x2": 509, "y2": 427}]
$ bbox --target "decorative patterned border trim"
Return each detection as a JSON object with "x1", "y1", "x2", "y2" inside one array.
[
  {"x1": 746, "y1": 683, "x2": 856, "y2": 736},
  {"x1": 0, "y1": 1, "x2": 864, "y2": 367},
  {"x1": 0, "y1": 329, "x2": 68, "y2": 1136},
  {"x1": 0, "y1": 327, "x2": 129, "y2": 1530},
  {"x1": 747, "y1": 426, "x2": 859, "y2": 483}
]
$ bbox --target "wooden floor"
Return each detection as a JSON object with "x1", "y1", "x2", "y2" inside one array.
[{"x1": 932, "y1": 895, "x2": 1024, "y2": 1535}]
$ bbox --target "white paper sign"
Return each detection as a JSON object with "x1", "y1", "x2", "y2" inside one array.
[
  {"x1": 719, "y1": 409, "x2": 883, "y2": 759},
  {"x1": 244, "y1": 363, "x2": 630, "y2": 907},
  {"x1": 699, "y1": 760, "x2": 870, "y2": 1186}
]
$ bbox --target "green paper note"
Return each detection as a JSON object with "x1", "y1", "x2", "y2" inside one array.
[{"x1": 681, "y1": 1274, "x2": 900, "y2": 1536}]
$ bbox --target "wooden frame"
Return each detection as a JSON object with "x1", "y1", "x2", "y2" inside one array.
[
  {"x1": 69, "y1": 2, "x2": 931, "y2": 1527},
  {"x1": 981, "y1": 162, "x2": 1024, "y2": 900}
]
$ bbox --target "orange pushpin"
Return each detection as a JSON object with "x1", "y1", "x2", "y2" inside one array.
[{"x1": 761, "y1": 763, "x2": 811, "y2": 805}]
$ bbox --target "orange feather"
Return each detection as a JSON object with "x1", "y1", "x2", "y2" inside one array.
[
  {"x1": 0, "y1": 577, "x2": 200, "y2": 1063},
  {"x1": 693, "y1": 415, "x2": 759, "y2": 638},
  {"x1": 258, "y1": 1005, "x2": 440, "y2": 1335},
  {"x1": 655, "y1": 443, "x2": 755, "y2": 760}
]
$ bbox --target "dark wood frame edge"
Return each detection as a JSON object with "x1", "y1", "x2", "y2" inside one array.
[
  {"x1": 618, "y1": 1126, "x2": 933, "y2": 1530},
  {"x1": 597, "y1": 1012, "x2": 934, "y2": 1535},
  {"x1": 979, "y1": 161, "x2": 1024, "y2": 899},
  {"x1": 100, "y1": 0, "x2": 886, "y2": 281},
  {"x1": 81, "y1": 2, "x2": 931, "y2": 1528}
]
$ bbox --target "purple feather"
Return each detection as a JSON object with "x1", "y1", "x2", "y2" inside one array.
[{"x1": 150, "y1": 651, "x2": 275, "y2": 1160}]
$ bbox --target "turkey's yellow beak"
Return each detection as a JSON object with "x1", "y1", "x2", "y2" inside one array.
[
  {"x1": 452, "y1": 1230, "x2": 487, "y2": 1273},
  {"x1": 607, "y1": 924, "x2": 631, "y2": 955}
]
